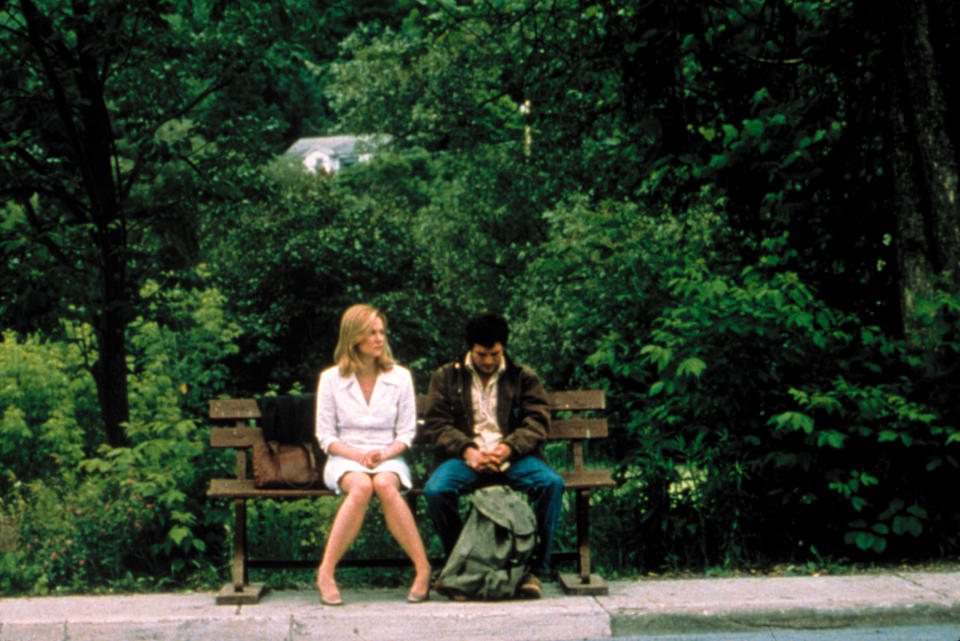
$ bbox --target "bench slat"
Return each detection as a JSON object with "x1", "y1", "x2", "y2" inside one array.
[
  {"x1": 209, "y1": 469, "x2": 613, "y2": 499},
  {"x1": 209, "y1": 478, "x2": 427, "y2": 498},
  {"x1": 547, "y1": 389, "x2": 606, "y2": 411},
  {"x1": 548, "y1": 418, "x2": 608, "y2": 440},
  {"x1": 211, "y1": 427, "x2": 264, "y2": 448},
  {"x1": 209, "y1": 478, "x2": 335, "y2": 498},
  {"x1": 212, "y1": 422, "x2": 608, "y2": 448},
  {"x1": 210, "y1": 398, "x2": 260, "y2": 420},
  {"x1": 211, "y1": 392, "x2": 605, "y2": 421},
  {"x1": 562, "y1": 468, "x2": 616, "y2": 490}
]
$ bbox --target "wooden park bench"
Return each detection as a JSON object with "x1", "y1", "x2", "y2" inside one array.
[{"x1": 207, "y1": 390, "x2": 614, "y2": 604}]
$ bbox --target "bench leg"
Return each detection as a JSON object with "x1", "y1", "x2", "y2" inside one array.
[
  {"x1": 558, "y1": 489, "x2": 609, "y2": 596},
  {"x1": 577, "y1": 487, "x2": 591, "y2": 581},
  {"x1": 216, "y1": 498, "x2": 265, "y2": 605}
]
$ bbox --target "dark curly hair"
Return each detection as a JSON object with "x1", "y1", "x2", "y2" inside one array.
[{"x1": 465, "y1": 313, "x2": 509, "y2": 349}]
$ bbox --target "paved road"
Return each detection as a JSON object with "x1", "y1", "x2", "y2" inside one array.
[{"x1": 600, "y1": 624, "x2": 959, "y2": 641}]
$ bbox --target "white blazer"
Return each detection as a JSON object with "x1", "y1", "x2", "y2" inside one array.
[{"x1": 314, "y1": 364, "x2": 417, "y2": 454}]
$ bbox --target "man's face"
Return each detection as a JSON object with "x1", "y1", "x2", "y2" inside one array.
[{"x1": 470, "y1": 343, "x2": 504, "y2": 378}]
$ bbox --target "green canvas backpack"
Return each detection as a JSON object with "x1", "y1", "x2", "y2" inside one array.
[{"x1": 434, "y1": 485, "x2": 537, "y2": 600}]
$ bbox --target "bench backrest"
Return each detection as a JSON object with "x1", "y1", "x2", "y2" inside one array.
[{"x1": 209, "y1": 390, "x2": 606, "y2": 449}]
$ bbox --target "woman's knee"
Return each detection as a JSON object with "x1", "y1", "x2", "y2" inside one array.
[
  {"x1": 341, "y1": 472, "x2": 374, "y2": 502},
  {"x1": 372, "y1": 472, "x2": 401, "y2": 499}
]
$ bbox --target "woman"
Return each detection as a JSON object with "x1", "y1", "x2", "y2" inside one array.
[{"x1": 314, "y1": 304, "x2": 431, "y2": 605}]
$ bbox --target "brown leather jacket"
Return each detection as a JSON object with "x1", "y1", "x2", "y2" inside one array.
[{"x1": 422, "y1": 355, "x2": 550, "y2": 461}]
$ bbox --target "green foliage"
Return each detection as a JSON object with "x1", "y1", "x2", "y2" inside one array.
[
  {"x1": 627, "y1": 242, "x2": 957, "y2": 565},
  {"x1": 330, "y1": 19, "x2": 526, "y2": 150},
  {"x1": 0, "y1": 0, "x2": 411, "y2": 444},
  {"x1": 510, "y1": 190, "x2": 727, "y2": 386},
  {"x1": 512, "y1": 189, "x2": 960, "y2": 569},
  {"x1": 0, "y1": 281, "x2": 239, "y2": 594},
  {"x1": 0, "y1": 331, "x2": 95, "y2": 493},
  {"x1": 410, "y1": 146, "x2": 553, "y2": 315},
  {"x1": 3, "y1": 0, "x2": 960, "y2": 590},
  {"x1": 768, "y1": 293, "x2": 960, "y2": 558},
  {"x1": 0, "y1": 470, "x2": 194, "y2": 594},
  {"x1": 206, "y1": 153, "x2": 452, "y2": 391},
  {"x1": 127, "y1": 278, "x2": 242, "y2": 410}
]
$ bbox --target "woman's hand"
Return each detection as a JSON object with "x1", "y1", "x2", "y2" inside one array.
[
  {"x1": 360, "y1": 450, "x2": 385, "y2": 468},
  {"x1": 358, "y1": 441, "x2": 406, "y2": 468}
]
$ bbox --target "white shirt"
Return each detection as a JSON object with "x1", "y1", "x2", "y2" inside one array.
[
  {"x1": 314, "y1": 364, "x2": 417, "y2": 454},
  {"x1": 465, "y1": 352, "x2": 507, "y2": 452}
]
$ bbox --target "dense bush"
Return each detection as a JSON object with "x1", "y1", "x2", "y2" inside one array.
[
  {"x1": 206, "y1": 155, "x2": 462, "y2": 394},
  {"x1": 511, "y1": 195, "x2": 960, "y2": 572},
  {"x1": 0, "y1": 281, "x2": 240, "y2": 594},
  {"x1": 0, "y1": 329, "x2": 97, "y2": 494},
  {"x1": 3, "y1": 0, "x2": 960, "y2": 594}
]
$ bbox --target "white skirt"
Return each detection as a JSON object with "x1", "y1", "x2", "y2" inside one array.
[{"x1": 322, "y1": 454, "x2": 413, "y2": 494}]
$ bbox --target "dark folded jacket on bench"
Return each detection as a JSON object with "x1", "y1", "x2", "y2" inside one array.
[{"x1": 256, "y1": 395, "x2": 317, "y2": 444}]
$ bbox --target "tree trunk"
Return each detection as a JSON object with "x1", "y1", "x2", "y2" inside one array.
[
  {"x1": 889, "y1": 0, "x2": 960, "y2": 344},
  {"x1": 21, "y1": 0, "x2": 132, "y2": 446},
  {"x1": 94, "y1": 298, "x2": 131, "y2": 448},
  {"x1": 891, "y1": 77, "x2": 935, "y2": 344},
  {"x1": 78, "y1": 7, "x2": 132, "y2": 448}
]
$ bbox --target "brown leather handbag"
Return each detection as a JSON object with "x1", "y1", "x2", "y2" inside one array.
[{"x1": 251, "y1": 440, "x2": 321, "y2": 488}]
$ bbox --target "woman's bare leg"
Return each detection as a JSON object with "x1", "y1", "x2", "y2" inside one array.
[
  {"x1": 316, "y1": 472, "x2": 374, "y2": 602},
  {"x1": 372, "y1": 472, "x2": 432, "y2": 597}
]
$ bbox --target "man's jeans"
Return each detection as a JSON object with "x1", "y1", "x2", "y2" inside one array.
[{"x1": 423, "y1": 455, "x2": 565, "y2": 575}]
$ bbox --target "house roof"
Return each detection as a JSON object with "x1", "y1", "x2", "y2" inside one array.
[{"x1": 285, "y1": 135, "x2": 389, "y2": 158}]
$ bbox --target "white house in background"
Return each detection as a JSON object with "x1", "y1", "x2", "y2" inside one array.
[{"x1": 283, "y1": 135, "x2": 390, "y2": 174}]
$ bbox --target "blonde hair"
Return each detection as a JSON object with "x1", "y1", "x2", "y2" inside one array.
[{"x1": 334, "y1": 304, "x2": 395, "y2": 377}]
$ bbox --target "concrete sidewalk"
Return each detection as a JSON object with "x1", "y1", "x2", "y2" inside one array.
[{"x1": 2, "y1": 571, "x2": 959, "y2": 641}]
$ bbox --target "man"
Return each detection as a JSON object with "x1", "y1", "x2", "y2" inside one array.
[{"x1": 422, "y1": 313, "x2": 564, "y2": 598}]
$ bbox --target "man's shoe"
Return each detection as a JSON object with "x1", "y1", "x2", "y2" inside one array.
[{"x1": 516, "y1": 573, "x2": 542, "y2": 599}]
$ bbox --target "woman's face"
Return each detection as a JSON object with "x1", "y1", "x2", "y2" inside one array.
[{"x1": 356, "y1": 314, "x2": 386, "y2": 361}]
